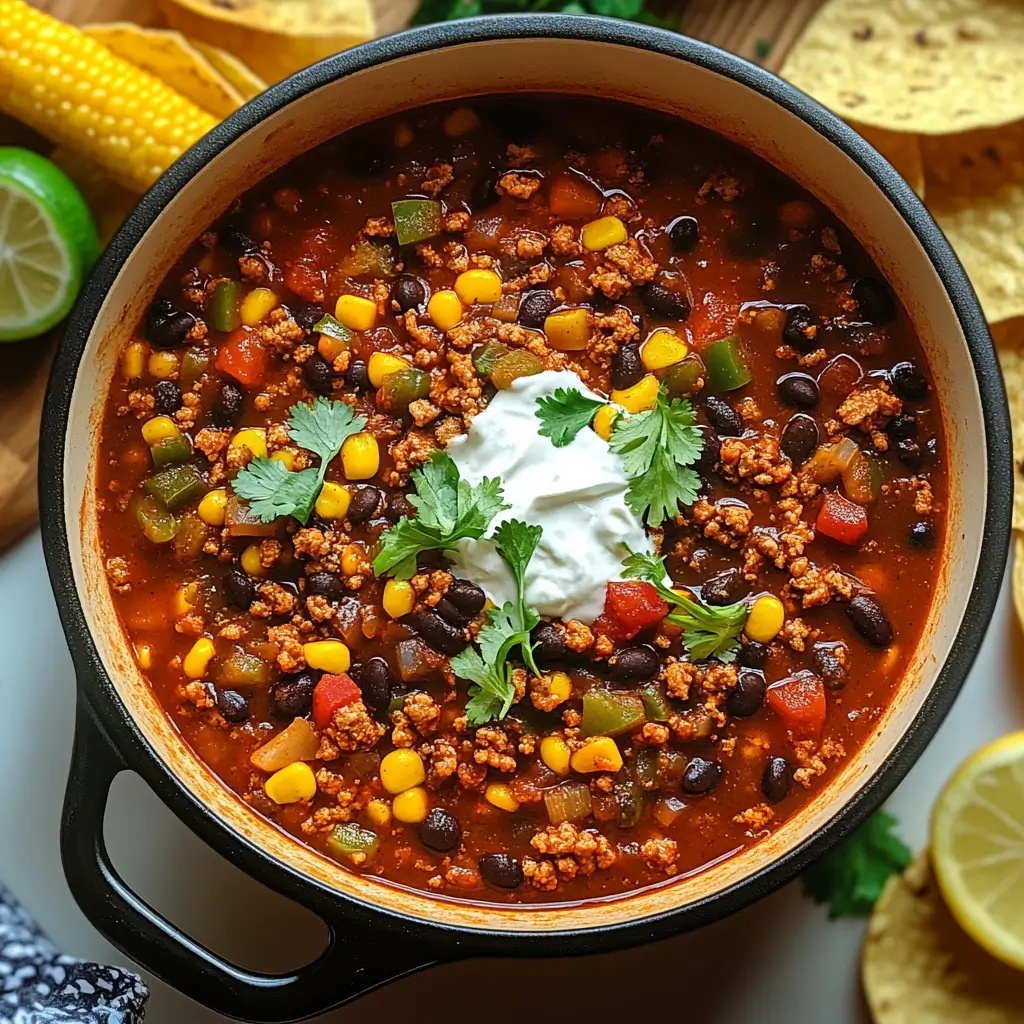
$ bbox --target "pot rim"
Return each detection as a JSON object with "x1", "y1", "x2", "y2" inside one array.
[{"x1": 40, "y1": 14, "x2": 1011, "y2": 955}]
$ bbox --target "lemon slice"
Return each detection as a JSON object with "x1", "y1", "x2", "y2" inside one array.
[
  {"x1": 0, "y1": 147, "x2": 99, "y2": 342},
  {"x1": 931, "y1": 731, "x2": 1024, "y2": 969}
]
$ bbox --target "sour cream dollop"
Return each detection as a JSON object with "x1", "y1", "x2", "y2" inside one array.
[{"x1": 446, "y1": 370, "x2": 652, "y2": 623}]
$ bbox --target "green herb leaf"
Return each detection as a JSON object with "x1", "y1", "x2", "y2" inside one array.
[
  {"x1": 286, "y1": 397, "x2": 364, "y2": 464},
  {"x1": 801, "y1": 811, "x2": 911, "y2": 917},
  {"x1": 624, "y1": 448, "x2": 701, "y2": 527},
  {"x1": 311, "y1": 313, "x2": 355, "y2": 345},
  {"x1": 535, "y1": 387, "x2": 605, "y2": 448}
]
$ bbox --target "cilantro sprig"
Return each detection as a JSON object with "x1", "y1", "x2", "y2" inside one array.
[
  {"x1": 535, "y1": 387, "x2": 604, "y2": 447},
  {"x1": 621, "y1": 547, "x2": 746, "y2": 663},
  {"x1": 451, "y1": 519, "x2": 543, "y2": 727},
  {"x1": 232, "y1": 398, "x2": 366, "y2": 524},
  {"x1": 801, "y1": 811, "x2": 911, "y2": 917},
  {"x1": 372, "y1": 451, "x2": 508, "y2": 580}
]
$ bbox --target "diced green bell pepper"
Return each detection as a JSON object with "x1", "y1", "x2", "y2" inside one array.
[
  {"x1": 151, "y1": 434, "x2": 192, "y2": 469},
  {"x1": 180, "y1": 348, "x2": 211, "y2": 390},
  {"x1": 143, "y1": 463, "x2": 206, "y2": 511},
  {"x1": 704, "y1": 334, "x2": 752, "y2": 392},
  {"x1": 472, "y1": 341, "x2": 511, "y2": 378},
  {"x1": 338, "y1": 240, "x2": 397, "y2": 278},
  {"x1": 131, "y1": 493, "x2": 178, "y2": 544},
  {"x1": 380, "y1": 367, "x2": 430, "y2": 411},
  {"x1": 491, "y1": 350, "x2": 544, "y2": 390},
  {"x1": 312, "y1": 313, "x2": 355, "y2": 345},
  {"x1": 174, "y1": 512, "x2": 207, "y2": 562},
  {"x1": 640, "y1": 683, "x2": 671, "y2": 722},
  {"x1": 218, "y1": 649, "x2": 271, "y2": 687},
  {"x1": 663, "y1": 354, "x2": 706, "y2": 398},
  {"x1": 392, "y1": 199, "x2": 442, "y2": 246},
  {"x1": 633, "y1": 747, "x2": 660, "y2": 790},
  {"x1": 328, "y1": 822, "x2": 379, "y2": 863},
  {"x1": 580, "y1": 689, "x2": 645, "y2": 738},
  {"x1": 208, "y1": 280, "x2": 244, "y2": 333},
  {"x1": 614, "y1": 779, "x2": 644, "y2": 828}
]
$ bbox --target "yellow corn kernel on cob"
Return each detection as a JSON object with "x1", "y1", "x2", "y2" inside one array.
[{"x1": 0, "y1": 0, "x2": 218, "y2": 192}]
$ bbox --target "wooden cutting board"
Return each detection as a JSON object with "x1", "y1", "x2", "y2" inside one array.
[{"x1": 1, "y1": 0, "x2": 821, "y2": 550}]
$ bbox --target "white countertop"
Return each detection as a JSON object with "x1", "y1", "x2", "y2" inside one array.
[{"x1": 1, "y1": 529, "x2": 1020, "y2": 1023}]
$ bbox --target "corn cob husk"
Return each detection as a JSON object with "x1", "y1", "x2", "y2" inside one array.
[{"x1": 0, "y1": 0, "x2": 217, "y2": 192}]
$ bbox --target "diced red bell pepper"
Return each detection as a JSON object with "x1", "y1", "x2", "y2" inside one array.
[
  {"x1": 215, "y1": 328, "x2": 267, "y2": 388},
  {"x1": 816, "y1": 489, "x2": 869, "y2": 546},
  {"x1": 313, "y1": 672, "x2": 361, "y2": 730},
  {"x1": 766, "y1": 672, "x2": 826, "y2": 741},
  {"x1": 602, "y1": 581, "x2": 670, "y2": 640},
  {"x1": 285, "y1": 261, "x2": 326, "y2": 304}
]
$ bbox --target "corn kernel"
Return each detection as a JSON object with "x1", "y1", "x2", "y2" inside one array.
[
  {"x1": 135, "y1": 643, "x2": 153, "y2": 670},
  {"x1": 570, "y1": 736, "x2": 624, "y2": 774},
  {"x1": 745, "y1": 595, "x2": 784, "y2": 643},
  {"x1": 394, "y1": 122, "x2": 414, "y2": 148},
  {"x1": 122, "y1": 341, "x2": 147, "y2": 380},
  {"x1": 380, "y1": 749, "x2": 426, "y2": 794},
  {"x1": 148, "y1": 350, "x2": 179, "y2": 379},
  {"x1": 549, "y1": 672, "x2": 572, "y2": 704},
  {"x1": 341, "y1": 543, "x2": 366, "y2": 577},
  {"x1": 454, "y1": 269, "x2": 502, "y2": 305},
  {"x1": 383, "y1": 579, "x2": 415, "y2": 618},
  {"x1": 183, "y1": 637, "x2": 215, "y2": 680},
  {"x1": 335, "y1": 294, "x2": 377, "y2": 331},
  {"x1": 240, "y1": 287, "x2": 278, "y2": 327},
  {"x1": 229, "y1": 428, "x2": 268, "y2": 460},
  {"x1": 427, "y1": 290, "x2": 464, "y2": 332},
  {"x1": 540, "y1": 735, "x2": 571, "y2": 776},
  {"x1": 581, "y1": 216, "x2": 628, "y2": 251},
  {"x1": 342, "y1": 433, "x2": 380, "y2": 481},
  {"x1": 302, "y1": 640, "x2": 351, "y2": 674},
  {"x1": 367, "y1": 351, "x2": 411, "y2": 388},
  {"x1": 611, "y1": 374, "x2": 659, "y2": 413},
  {"x1": 641, "y1": 328, "x2": 689, "y2": 371},
  {"x1": 544, "y1": 308, "x2": 590, "y2": 351},
  {"x1": 485, "y1": 782, "x2": 520, "y2": 813},
  {"x1": 264, "y1": 761, "x2": 317, "y2": 805},
  {"x1": 270, "y1": 449, "x2": 296, "y2": 472},
  {"x1": 197, "y1": 488, "x2": 228, "y2": 526},
  {"x1": 444, "y1": 106, "x2": 481, "y2": 137},
  {"x1": 314, "y1": 481, "x2": 350, "y2": 520},
  {"x1": 592, "y1": 404, "x2": 619, "y2": 441},
  {"x1": 141, "y1": 416, "x2": 180, "y2": 446},
  {"x1": 240, "y1": 544, "x2": 265, "y2": 578},
  {"x1": 392, "y1": 786, "x2": 429, "y2": 823},
  {"x1": 366, "y1": 798, "x2": 392, "y2": 827}
]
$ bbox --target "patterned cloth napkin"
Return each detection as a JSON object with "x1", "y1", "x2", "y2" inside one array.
[{"x1": 0, "y1": 885, "x2": 148, "y2": 1023}]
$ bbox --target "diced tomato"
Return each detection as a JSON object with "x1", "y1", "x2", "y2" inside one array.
[
  {"x1": 816, "y1": 489, "x2": 869, "y2": 546},
  {"x1": 592, "y1": 612, "x2": 630, "y2": 643},
  {"x1": 313, "y1": 672, "x2": 361, "y2": 730},
  {"x1": 603, "y1": 581, "x2": 670, "y2": 640},
  {"x1": 215, "y1": 328, "x2": 267, "y2": 388},
  {"x1": 766, "y1": 672, "x2": 826, "y2": 741},
  {"x1": 284, "y1": 261, "x2": 326, "y2": 304},
  {"x1": 548, "y1": 173, "x2": 602, "y2": 221}
]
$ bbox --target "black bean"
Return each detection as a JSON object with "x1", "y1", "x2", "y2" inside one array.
[
  {"x1": 813, "y1": 643, "x2": 848, "y2": 690},
  {"x1": 216, "y1": 689, "x2": 250, "y2": 723},
  {"x1": 291, "y1": 303, "x2": 326, "y2": 333},
  {"x1": 846, "y1": 594, "x2": 893, "y2": 648},
  {"x1": 739, "y1": 640, "x2": 770, "y2": 669},
  {"x1": 220, "y1": 226, "x2": 257, "y2": 257},
  {"x1": 348, "y1": 486, "x2": 380, "y2": 524},
  {"x1": 478, "y1": 853, "x2": 524, "y2": 890},
  {"x1": 607, "y1": 645, "x2": 660, "y2": 682},
  {"x1": 781, "y1": 413, "x2": 819, "y2": 465},
  {"x1": 435, "y1": 598, "x2": 468, "y2": 627},
  {"x1": 610, "y1": 343, "x2": 644, "y2": 391},
  {"x1": 896, "y1": 438, "x2": 923, "y2": 469},
  {"x1": 517, "y1": 289, "x2": 556, "y2": 328},
  {"x1": 386, "y1": 493, "x2": 415, "y2": 522},
  {"x1": 886, "y1": 414, "x2": 918, "y2": 440},
  {"x1": 701, "y1": 568, "x2": 747, "y2": 606},
  {"x1": 704, "y1": 395, "x2": 743, "y2": 437},
  {"x1": 776, "y1": 372, "x2": 819, "y2": 409},
  {"x1": 391, "y1": 274, "x2": 426, "y2": 313},
  {"x1": 727, "y1": 670, "x2": 766, "y2": 718},
  {"x1": 153, "y1": 380, "x2": 183, "y2": 415},
  {"x1": 761, "y1": 757, "x2": 791, "y2": 803},
  {"x1": 667, "y1": 215, "x2": 699, "y2": 253},
  {"x1": 212, "y1": 381, "x2": 245, "y2": 426},
  {"x1": 531, "y1": 622, "x2": 569, "y2": 669},
  {"x1": 418, "y1": 808, "x2": 462, "y2": 853},
  {"x1": 304, "y1": 355, "x2": 334, "y2": 396},
  {"x1": 852, "y1": 276, "x2": 897, "y2": 326},
  {"x1": 681, "y1": 757, "x2": 724, "y2": 795},
  {"x1": 224, "y1": 569, "x2": 255, "y2": 608},
  {"x1": 639, "y1": 282, "x2": 690, "y2": 321},
  {"x1": 890, "y1": 360, "x2": 928, "y2": 401},
  {"x1": 447, "y1": 579, "x2": 487, "y2": 617},
  {"x1": 360, "y1": 657, "x2": 392, "y2": 713},
  {"x1": 145, "y1": 298, "x2": 196, "y2": 349},
  {"x1": 269, "y1": 673, "x2": 315, "y2": 718},
  {"x1": 782, "y1": 305, "x2": 816, "y2": 350},
  {"x1": 414, "y1": 609, "x2": 467, "y2": 655},
  {"x1": 306, "y1": 572, "x2": 344, "y2": 603},
  {"x1": 909, "y1": 521, "x2": 935, "y2": 548},
  {"x1": 345, "y1": 360, "x2": 371, "y2": 392},
  {"x1": 695, "y1": 425, "x2": 720, "y2": 479},
  {"x1": 470, "y1": 172, "x2": 499, "y2": 212}
]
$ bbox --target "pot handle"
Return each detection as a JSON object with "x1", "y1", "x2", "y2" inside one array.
[{"x1": 61, "y1": 702, "x2": 441, "y2": 1022}]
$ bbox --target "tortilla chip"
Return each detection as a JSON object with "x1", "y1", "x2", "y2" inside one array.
[
  {"x1": 49, "y1": 147, "x2": 139, "y2": 246},
  {"x1": 863, "y1": 851, "x2": 1024, "y2": 1024},
  {"x1": 84, "y1": 23, "x2": 244, "y2": 119},
  {"x1": 781, "y1": 0, "x2": 1024, "y2": 135},
  {"x1": 992, "y1": 319, "x2": 1024, "y2": 530},
  {"x1": 189, "y1": 40, "x2": 267, "y2": 101},
  {"x1": 850, "y1": 121, "x2": 925, "y2": 198}
]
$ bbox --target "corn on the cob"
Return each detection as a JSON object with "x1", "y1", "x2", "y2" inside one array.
[{"x1": 0, "y1": 0, "x2": 217, "y2": 192}]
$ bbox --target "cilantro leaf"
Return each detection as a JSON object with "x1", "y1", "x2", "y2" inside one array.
[
  {"x1": 493, "y1": 519, "x2": 543, "y2": 595},
  {"x1": 286, "y1": 397, "x2": 364, "y2": 463},
  {"x1": 231, "y1": 460, "x2": 320, "y2": 522},
  {"x1": 624, "y1": 448, "x2": 701, "y2": 527},
  {"x1": 373, "y1": 452, "x2": 509, "y2": 579},
  {"x1": 452, "y1": 647, "x2": 514, "y2": 727},
  {"x1": 535, "y1": 387, "x2": 605, "y2": 448},
  {"x1": 801, "y1": 811, "x2": 911, "y2": 917}
]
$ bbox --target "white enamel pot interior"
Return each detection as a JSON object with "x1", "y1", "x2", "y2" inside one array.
[{"x1": 40, "y1": 16, "x2": 1011, "y2": 1022}]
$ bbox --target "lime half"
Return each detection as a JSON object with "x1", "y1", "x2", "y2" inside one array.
[{"x1": 0, "y1": 147, "x2": 100, "y2": 342}]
